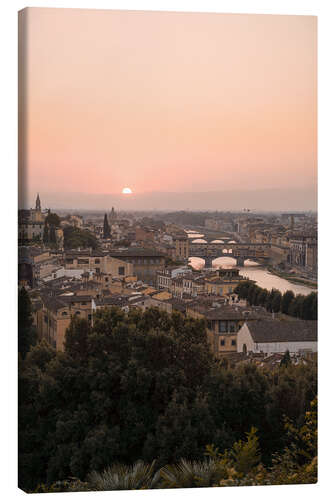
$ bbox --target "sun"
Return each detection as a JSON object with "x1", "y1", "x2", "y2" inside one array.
[{"x1": 122, "y1": 187, "x2": 132, "y2": 194}]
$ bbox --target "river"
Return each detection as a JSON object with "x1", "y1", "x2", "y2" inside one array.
[{"x1": 186, "y1": 232, "x2": 315, "y2": 296}]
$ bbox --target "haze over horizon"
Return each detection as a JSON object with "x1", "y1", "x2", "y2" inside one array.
[
  {"x1": 19, "y1": 9, "x2": 316, "y2": 211},
  {"x1": 27, "y1": 186, "x2": 317, "y2": 212}
]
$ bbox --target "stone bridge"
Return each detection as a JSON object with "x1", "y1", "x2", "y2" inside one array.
[{"x1": 189, "y1": 241, "x2": 271, "y2": 267}]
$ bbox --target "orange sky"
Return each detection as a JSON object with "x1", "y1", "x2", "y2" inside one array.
[{"x1": 19, "y1": 8, "x2": 317, "y2": 209}]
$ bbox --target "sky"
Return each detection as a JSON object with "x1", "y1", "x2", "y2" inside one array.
[{"x1": 19, "y1": 8, "x2": 317, "y2": 211}]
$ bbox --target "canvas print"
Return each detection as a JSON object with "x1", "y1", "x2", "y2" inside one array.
[{"x1": 18, "y1": 8, "x2": 317, "y2": 492}]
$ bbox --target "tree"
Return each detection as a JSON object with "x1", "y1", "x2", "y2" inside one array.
[
  {"x1": 64, "y1": 317, "x2": 90, "y2": 360},
  {"x1": 18, "y1": 287, "x2": 36, "y2": 358},
  {"x1": 18, "y1": 305, "x2": 317, "y2": 492},
  {"x1": 63, "y1": 226, "x2": 99, "y2": 250},
  {"x1": 49, "y1": 225, "x2": 56, "y2": 244},
  {"x1": 288, "y1": 295, "x2": 304, "y2": 318},
  {"x1": 281, "y1": 291, "x2": 295, "y2": 314},
  {"x1": 271, "y1": 290, "x2": 282, "y2": 313},
  {"x1": 257, "y1": 289, "x2": 269, "y2": 307},
  {"x1": 43, "y1": 222, "x2": 49, "y2": 244},
  {"x1": 45, "y1": 212, "x2": 61, "y2": 228},
  {"x1": 301, "y1": 292, "x2": 317, "y2": 320},
  {"x1": 103, "y1": 214, "x2": 111, "y2": 239}
]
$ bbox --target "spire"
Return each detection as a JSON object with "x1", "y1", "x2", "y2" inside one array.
[{"x1": 36, "y1": 193, "x2": 41, "y2": 211}]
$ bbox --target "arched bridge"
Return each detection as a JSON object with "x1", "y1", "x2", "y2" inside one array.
[{"x1": 189, "y1": 241, "x2": 271, "y2": 267}]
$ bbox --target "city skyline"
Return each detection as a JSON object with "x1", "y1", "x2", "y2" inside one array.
[{"x1": 19, "y1": 8, "x2": 317, "y2": 210}]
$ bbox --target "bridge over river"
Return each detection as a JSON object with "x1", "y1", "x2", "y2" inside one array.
[{"x1": 189, "y1": 240, "x2": 271, "y2": 267}]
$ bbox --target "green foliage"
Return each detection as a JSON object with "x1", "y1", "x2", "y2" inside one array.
[
  {"x1": 103, "y1": 213, "x2": 111, "y2": 239},
  {"x1": 63, "y1": 226, "x2": 99, "y2": 249},
  {"x1": 281, "y1": 291, "x2": 295, "y2": 314},
  {"x1": 229, "y1": 427, "x2": 261, "y2": 474},
  {"x1": 45, "y1": 212, "x2": 61, "y2": 227},
  {"x1": 88, "y1": 460, "x2": 160, "y2": 490},
  {"x1": 160, "y1": 458, "x2": 222, "y2": 488},
  {"x1": 18, "y1": 287, "x2": 36, "y2": 359},
  {"x1": 42, "y1": 223, "x2": 49, "y2": 244},
  {"x1": 18, "y1": 305, "x2": 317, "y2": 492},
  {"x1": 234, "y1": 281, "x2": 317, "y2": 320}
]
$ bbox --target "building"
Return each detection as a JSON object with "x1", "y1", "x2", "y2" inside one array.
[
  {"x1": 108, "y1": 248, "x2": 165, "y2": 285},
  {"x1": 64, "y1": 250, "x2": 133, "y2": 278},
  {"x1": 187, "y1": 298, "x2": 264, "y2": 358},
  {"x1": 305, "y1": 241, "x2": 317, "y2": 273},
  {"x1": 237, "y1": 320, "x2": 317, "y2": 355},
  {"x1": 37, "y1": 291, "x2": 94, "y2": 351},
  {"x1": 173, "y1": 234, "x2": 189, "y2": 261},
  {"x1": 18, "y1": 194, "x2": 46, "y2": 243},
  {"x1": 18, "y1": 247, "x2": 61, "y2": 287},
  {"x1": 204, "y1": 268, "x2": 243, "y2": 296},
  {"x1": 156, "y1": 266, "x2": 190, "y2": 291}
]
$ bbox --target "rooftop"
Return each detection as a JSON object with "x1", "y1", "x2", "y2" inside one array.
[{"x1": 247, "y1": 320, "x2": 317, "y2": 343}]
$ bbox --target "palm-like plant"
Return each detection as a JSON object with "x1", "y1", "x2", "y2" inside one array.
[
  {"x1": 87, "y1": 460, "x2": 160, "y2": 491},
  {"x1": 160, "y1": 458, "x2": 223, "y2": 488}
]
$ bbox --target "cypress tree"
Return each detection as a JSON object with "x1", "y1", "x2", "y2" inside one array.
[{"x1": 103, "y1": 213, "x2": 111, "y2": 239}]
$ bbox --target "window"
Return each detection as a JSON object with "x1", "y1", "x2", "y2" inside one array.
[
  {"x1": 61, "y1": 311, "x2": 67, "y2": 316},
  {"x1": 218, "y1": 320, "x2": 227, "y2": 333},
  {"x1": 95, "y1": 258, "x2": 100, "y2": 264},
  {"x1": 220, "y1": 339, "x2": 225, "y2": 346},
  {"x1": 118, "y1": 266, "x2": 125, "y2": 276},
  {"x1": 231, "y1": 339, "x2": 236, "y2": 346}
]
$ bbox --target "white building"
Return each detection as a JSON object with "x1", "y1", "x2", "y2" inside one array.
[{"x1": 237, "y1": 320, "x2": 317, "y2": 356}]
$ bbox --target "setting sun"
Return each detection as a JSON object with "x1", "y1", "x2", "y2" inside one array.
[{"x1": 122, "y1": 187, "x2": 132, "y2": 194}]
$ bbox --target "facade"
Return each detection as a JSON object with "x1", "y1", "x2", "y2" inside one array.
[
  {"x1": 64, "y1": 251, "x2": 133, "y2": 278},
  {"x1": 204, "y1": 268, "x2": 243, "y2": 296},
  {"x1": 187, "y1": 299, "x2": 262, "y2": 358},
  {"x1": 305, "y1": 242, "x2": 317, "y2": 272},
  {"x1": 173, "y1": 235, "x2": 189, "y2": 261},
  {"x1": 108, "y1": 248, "x2": 165, "y2": 285},
  {"x1": 18, "y1": 194, "x2": 46, "y2": 242},
  {"x1": 237, "y1": 320, "x2": 317, "y2": 355},
  {"x1": 37, "y1": 292, "x2": 93, "y2": 351}
]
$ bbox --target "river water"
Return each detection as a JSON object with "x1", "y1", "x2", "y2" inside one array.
[{"x1": 186, "y1": 232, "x2": 315, "y2": 296}]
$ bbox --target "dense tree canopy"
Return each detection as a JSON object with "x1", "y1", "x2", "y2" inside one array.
[
  {"x1": 18, "y1": 287, "x2": 36, "y2": 359},
  {"x1": 18, "y1": 306, "x2": 317, "y2": 492},
  {"x1": 63, "y1": 226, "x2": 99, "y2": 250},
  {"x1": 234, "y1": 281, "x2": 317, "y2": 320}
]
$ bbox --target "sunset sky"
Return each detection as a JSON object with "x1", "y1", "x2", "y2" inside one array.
[{"x1": 19, "y1": 8, "x2": 317, "y2": 210}]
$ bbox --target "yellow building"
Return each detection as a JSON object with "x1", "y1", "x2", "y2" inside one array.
[
  {"x1": 204, "y1": 268, "x2": 243, "y2": 296},
  {"x1": 187, "y1": 299, "x2": 262, "y2": 358},
  {"x1": 37, "y1": 292, "x2": 93, "y2": 351}
]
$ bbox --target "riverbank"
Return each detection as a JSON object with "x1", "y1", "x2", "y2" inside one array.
[{"x1": 267, "y1": 266, "x2": 317, "y2": 290}]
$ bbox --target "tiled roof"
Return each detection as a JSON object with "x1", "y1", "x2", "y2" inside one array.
[
  {"x1": 247, "y1": 320, "x2": 317, "y2": 343},
  {"x1": 108, "y1": 248, "x2": 165, "y2": 258}
]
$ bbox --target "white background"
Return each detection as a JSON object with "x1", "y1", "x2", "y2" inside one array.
[{"x1": 0, "y1": 1, "x2": 331, "y2": 498}]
